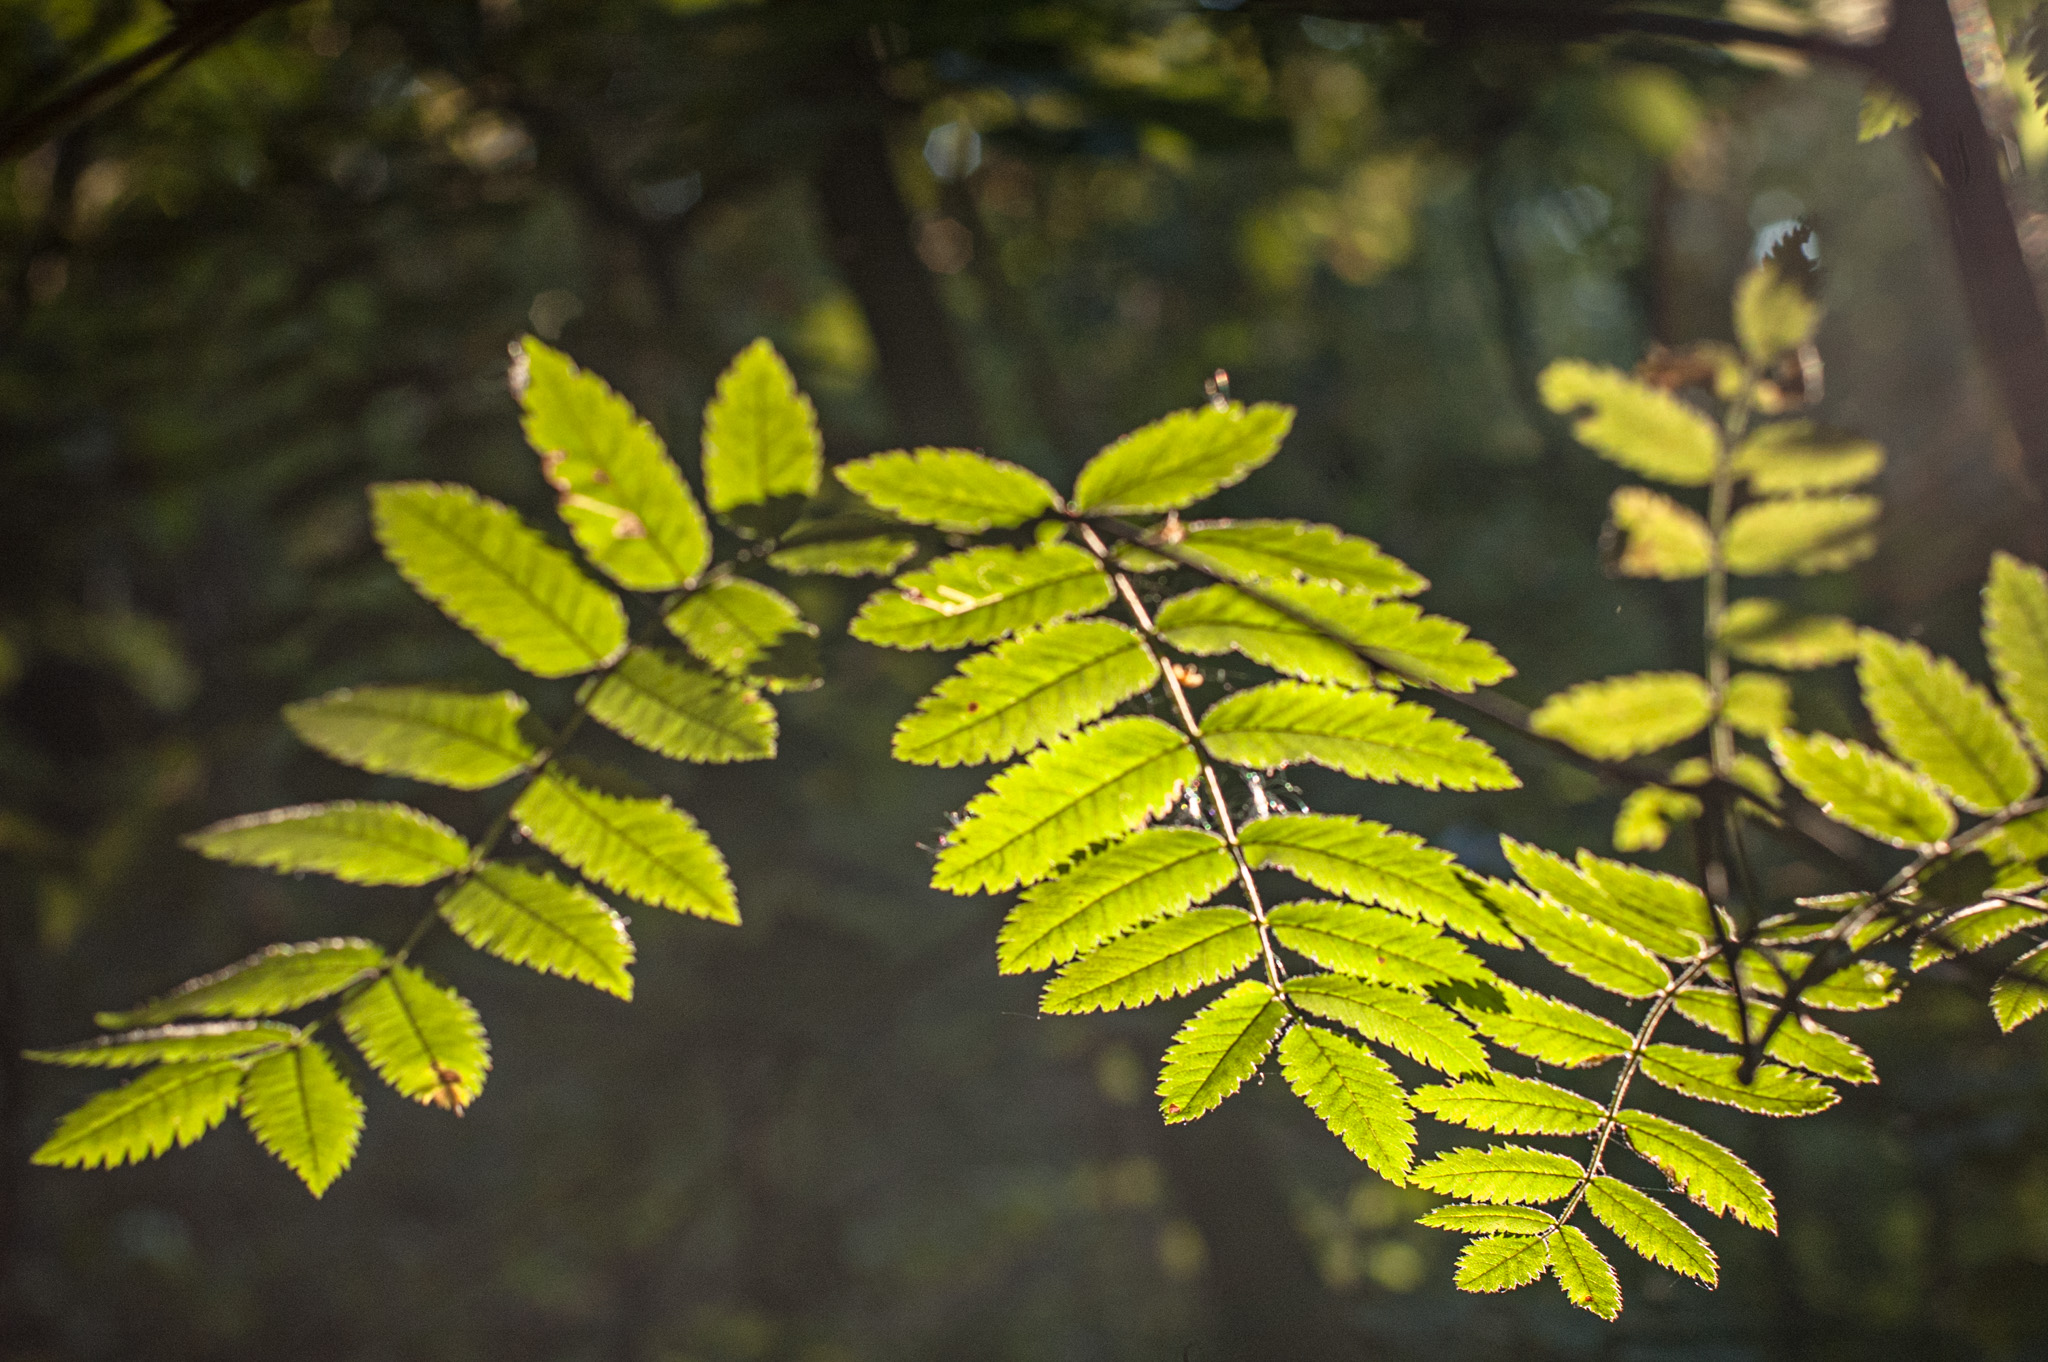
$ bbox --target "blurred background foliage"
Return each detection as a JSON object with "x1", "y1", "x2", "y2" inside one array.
[{"x1": 3, "y1": 0, "x2": 2048, "y2": 1357}]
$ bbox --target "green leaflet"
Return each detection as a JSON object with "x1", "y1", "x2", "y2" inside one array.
[
  {"x1": 1454, "y1": 1235, "x2": 1550, "y2": 1293},
  {"x1": 370, "y1": 482, "x2": 627, "y2": 678},
  {"x1": 513, "y1": 772, "x2": 738, "y2": 922},
  {"x1": 439, "y1": 863, "x2": 635, "y2": 999},
  {"x1": 27, "y1": 1021, "x2": 301, "y2": 1068},
  {"x1": 1587, "y1": 1175, "x2": 1717, "y2": 1284},
  {"x1": 1409, "y1": 1073, "x2": 1604, "y2": 1136},
  {"x1": 665, "y1": 577, "x2": 816, "y2": 681},
  {"x1": 1155, "y1": 979, "x2": 1289, "y2": 1123},
  {"x1": 1993, "y1": 942, "x2": 2048, "y2": 1031},
  {"x1": 1173, "y1": 519, "x2": 1426, "y2": 596},
  {"x1": 1618, "y1": 1110, "x2": 1775, "y2": 1229},
  {"x1": 1268, "y1": 901, "x2": 1487, "y2": 989},
  {"x1": 585, "y1": 647, "x2": 777, "y2": 764},
  {"x1": 1725, "y1": 495, "x2": 1880, "y2": 575},
  {"x1": 836, "y1": 447, "x2": 1058, "y2": 531},
  {"x1": 1859, "y1": 631, "x2": 2037, "y2": 814},
  {"x1": 1410, "y1": 1144, "x2": 1585, "y2": 1205},
  {"x1": 516, "y1": 337, "x2": 710, "y2": 590},
  {"x1": 1538, "y1": 360, "x2": 1718, "y2": 486},
  {"x1": 932, "y1": 716, "x2": 1197, "y2": 895},
  {"x1": 1986, "y1": 552, "x2": 2048, "y2": 759},
  {"x1": 1419, "y1": 1204, "x2": 1555, "y2": 1235},
  {"x1": 31, "y1": 1061, "x2": 244, "y2": 1171},
  {"x1": 241, "y1": 1042, "x2": 363, "y2": 1197},
  {"x1": 1278, "y1": 1023, "x2": 1416, "y2": 1181},
  {"x1": 1200, "y1": 681, "x2": 1516, "y2": 792},
  {"x1": 766, "y1": 535, "x2": 916, "y2": 577},
  {"x1": 284, "y1": 686, "x2": 537, "y2": 791},
  {"x1": 1725, "y1": 671, "x2": 1793, "y2": 736},
  {"x1": 1613, "y1": 785, "x2": 1703, "y2": 853},
  {"x1": 851, "y1": 543, "x2": 1111, "y2": 651},
  {"x1": 1912, "y1": 900, "x2": 2048, "y2": 971},
  {"x1": 1155, "y1": 583, "x2": 1372, "y2": 688},
  {"x1": 1456, "y1": 981, "x2": 1633, "y2": 1067},
  {"x1": 98, "y1": 938, "x2": 386, "y2": 1028},
  {"x1": 339, "y1": 965, "x2": 491, "y2": 1111},
  {"x1": 1671, "y1": 991, "x2": 1875, "y2": 1083},
  {"x1": 1501, "y1": 839, "x2": 1709, "y2": 958},
  {"x1": 1713, "y1": 950, "x2": 1898, "y2": 1011},
  {"x1": 1547, "y1": 1224, "x2": 1621, "y2": 1320},
  {"x1": 1071, "y1": 401, "x2": 1294, "y2": 514},
  {"x1": 893, "y1": 619, "x2": 1155, "y2": 768},
  {"x1": 1284, "y1": 974, "x2": 1490, "y2": 1076},
  {"x1": 1289, "y1": 591, "x2": 1514, "y2": 693},
  {"x1": 1771, "y1": 730, "x2": 1956, "y2": 848},
  {"x1": 1639, "y1": 1044, "x2": 1838, "y2": 1116},
  {"x1": 184, "y1": 801, "x2": 470, "y2": 887},
  {"x1": 1241, "y1": 814, "x2": 1507, "y2": 944},
  {"x1": 1530, "y1": 671, "x2": 1713, "y2": 760},
  {"x1": 1733, "y1": 256, "x2": 1820, "y2": 364},
  {"x1": 1039, "y1": 908, "x2": 1259, "y2": 1014},
  {"x1": 1721, "y1": 597, "x2": 1860, "y2": 670},
  {"x1": 997, "y1": 828, "x2": 1235, "y2": 974},
  {"x1": 699, "y1": 339, "x2": 822, "y2": 514},
  {"x1": 1734, "y1": 421, "x2": 1883, "y2": 494},
  {"x1": 1481, "y1": 877, "x2": 1669, "y2": 998},
  {"x1": 1609, "y1": 487, "x2": 1711, "y2": 579}
]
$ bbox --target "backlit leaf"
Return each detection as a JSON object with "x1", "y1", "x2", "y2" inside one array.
[
  {"x1": 439, "y1": 863, "x2": 635, "y2": 999},
  {"x1": 185, "y1": 802, "x2": 469, "y2": 886},
  {"x1": 1174, "y1": 519, "x2": 1425, "y2": 596},
  {"x1": 1155, "y1": 583, "x2": 1371, "y2": 688},
  {"x1": 1278, "y1": 1023, "x2": 1416, "y2": 1180},
  {"x1": 1156, "y1": 980, "x2": 1289, "y2": 1123},
  {"x1": 1419, "y1": 1204, "x2": 1555, "y2": 1235},
  {"x1": 1539, "y1": 360, "x2": 1718, "y2": 485},
  {"x1": 894, "y1": 619, "x2": 1155, "y2": 767},
  {"x1": 1072, "y1": 402, "x2": 1294, "y2": 514},
  {"x1": 284, "y1": 686, "x2": 537, "y2": 791},
  {"x1": 1639, "y1": 1044, "x2": 1837, "y2": 1115},
  {"x1": 1284, "y1": 974, "x2": 1490, "y2": 1076},
  {"x1": 1547, "y1": 1224, "x2": 1621, "y2": 1320},
  {"x1": 1721, "y1": 598, "x2": 1860, "y2": 670},
  {"x1": 1725, "y1": 496, "x2": 1880, "y2": 575},
  {"x1": 1859, "y1": 631, "x2": 2037, "y2": 813},
  {"x1": 1913, "y1": 900, "x2": 2048, "y2": 971},
  {"x1": 1454, "y1": 1235, "x2": 1550, "y2": 1293},
  {"x1": 339, "y1": 965, "x2": 490, "y2": 1111},
  {"x1": 1269, "y1": 901, "x2": 1487, "y2": 989},
  {"x1": 765, "y1": 535, "x2": 916, "y2": 577},
  {"x1": 997, "y1": 828, "x2": 1235, "y2": 973},
  {"x1": 1410, "y1": 1144, "x2": 1584, "y2": 1205},
  {"x1": 1201, "y1": 681, "x2": 1516, "y2": 791},
  {"x1": 1986, "y1": 552, "x2": 2048, "y2": 760},
  {"x1": 1242, "y1": 814, "x2": 1508, "y2": 944},
  {"x1": 664, "y1": 577, "x2": 815, "y2": 678},
  {"x1": 1733, "y1": 258, "x2": 1820, "y2": 364},
  {"x1": 31, "y1": 1061, "x2": 243, "y2": 1171},
  {"x1": 1771, "y1": 730, "x2": 1956, "y2": 848},
  {"x1": 1618, "y1": 1110, "x2": 1775, "y2": 1229},
  {"x1": 1039, "y1": 908, "x2": 1258, "y2": 1014},
  {"x1": 1671, "y1": 991, "x2": 1874, "y2": 1083},
  {"x1": 700, "y1": 339, "x2": 821, "y2": 514},
  {"x1": 1993, "y1": 942, "x2": 2048, "y2": 1031},
  {"x1": 1725, "y1": 671, "x2": 1793, "y2": 737},
  {"x1": 851, "y1": 543, "x2": 1111, "y2": 651},
  {"x1": 513, "y1": 772, "x2": 738, "y2": 922},
  {"x1": 1586, "y1": 1175, "x2": 1717, "y2": 1283},
  {"x1": 1733, "y1": 421, "x2": 1882, "y2": 494},
  {"x1": 241, "y1": 1042, "x2": 363, "y2": 1197},
  {"x1": 585, "y1": 647, "x2": 777, "y2": 764},
  {"x1": 27, "y1": 1021, "x2": 300, "y2": 1068},
  {"x1": 836, "y1": 447, "x2": 1058, "y2": 531},
  {"x1": 1480, "y1": 876, "x2": 1669, "y2": 998},
  {"x1": 1456, "y1": 981, "x2": 1633, "y2": 1067},
  {"x1": 1609, "y1": 487, "x2": 1711, "y2": 579},
  {"x1": 1612, "y1": 784, "x2": 1702, "y2": 853},
  {"x1": 1530, "y1": 671, "x2": 1713, "y2": 760},
  {"x1": 1410, "y1": 1073, "x2": 1604, "y2": 1136},
  {"x1": 98, "y1": 939, "x2": 385, "y2": 1028}
]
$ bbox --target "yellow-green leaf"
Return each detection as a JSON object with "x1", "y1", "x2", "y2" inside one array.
[
  {"x1": 1733, "y1": 259, "x2": 1820, "y2": 365},
  {"x1": 339, "y1": 965, "x2": 490, "y2": 1112},
  {"x1": 836, "y1": 447, "x2": 1058, "y2": 531},
  {"x1": 1410, "y1": 1144, "x2": 1584, "y2": 1204},
  {"x1": 184, "y1": 802, "x2": 469, "y2": 887},
  {"x1": 664, "y1": 577, "x2": 815, "y2": 680},
  {"x1": 1771, "y1": 730, "x2": 1956, "y2": 848},
  {"x1": 585, "y1": 647, "x2": 777, "y2": 764},
  {"x1": 241, "y1": 1042, "x2": 363, "y2": 1197},
  {"x1": 1733, "y1": 421, "x2": 1882, "y2": 494},
  {"x1": 1986, "y1": 552, "x2": 2048, "y2": 761},
  {"x1": 1156, "y1": 980, "x2": 1289, "y2": 1123},
  {"x1": 1859, "y1": 631, "x2": 2037, "y2": 814},
  {"x1": 1278, "y1": 1023, "x2": 1416, "y2": 1181},
  {"x1": 1721, "y1": 598, "x2": 1859, "y2": 670},
  {"x1": 1039, "y1": 908, "x2": 1258, "y2": 1014},
  {"x1": 1454, "y1": 1235, "x2": 1550, "y2": 1293},
  {"x1": 1201, "y1": 681, "x2": 1516, "y2": 791},
  {"x1": 31, "y1": 1061, "x2": 244, "y2": 1171},
  {"x1": 1242, "y1": 814, "x2": 1506, "y2": 943},
  {"x1": 1547, "y1": 1224, "x2": 1621, "y2": 1320},
  {"x1": 513, "y1": 772, "x2": 737, "y2": 922},
  {"x1": 1586, "y1": 1175, "x2": 1717, "y2": 1283},
  {"x1": 851, "y1": 543, "x2": 1111, "y2": 652},
  {"x1": 1269, "y1": 901, "x2": 1489, "y2": 989},
  {"x1": 27, "y1": 1021, "x2": 300, "y2": 1068},
  {"x1": 1725, "y1": 671, "x2": 1794, "y2": 737},
  {"x1": 1619, "y1": 1110, "x2": 1775, "y2": 1229},
  {"x1": 1609, "y1": 486, "x2": 1711, "y2": 579},
  {"x1": 1284, "y1": 973, "x2": 1490, "y2": 1076},
  {"x1": 997, "y1": 828, "x2": 1235, "y2": 974},
  {"x1": 1410, "y1": 1073, "x2": 1604, "y2": 1135},
  {"x1": 700, "y1": 339, "x2": 821, "y2": 514},
  {"x1": 97, "y1": 938, "x2": 385, "y2": 1028},
  {"x1": 1072, "y1": 402, "x2": 1294, "y2": 514},
  {"x1": 1174, "y1": 519, "x2": 1426, "y2": 596},
  {"x1": 1539, "y1": 360, "x2": 1718, "y2": 486},
  {"x1": 438, "y1": 862, "x2": 635, "y2": 999},
  {"x1": 1639, "y1": 1043, "x2": 1837, "y2": 1115},
  {"x1": 1725, "y1": 496, "x2": 1880, "y2": 576},
  {"x1": 1530, "y1": 671, "x2": 1713, "y2": 760}
]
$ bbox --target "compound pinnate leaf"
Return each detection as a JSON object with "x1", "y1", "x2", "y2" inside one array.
[
  {"x1": 1725, "y1": 496, "x2": 1880, "y2": 575},
  {"x1": 1039, "y1": 908, "x2": 1259, "y2": 1014},
  {"x1": 1539, "y1": 360, "x2": 1718, "y2": 486},
  {"x1": 1609, "y1": 487, "x2": 1711, "y2": 579},
  {"x1": 1454, "y1": 1235, "x2": 1550, "y2": 1293},
  {"x1": 1201, "y1": 682, "x2": 1516, "y2": 791},
  {"x1": 1993, "y1": 942, "x2": 2048, "y2": 1031},
  {"x1": 1481, "y1": 877, "x2": 1669, "y2": 999},
  {"x1": 1420, "y1": 1204, "x2": 1555, "y2": 1235},
  {"x1": 585, "y1": 647, "x2": 777, "y2": 764},
  {"x1": 1284, "y1": 974, "x2": 1489, "y2": 1076},
  {"x1": 836, "y1": 447, "x2": 1057, "y2": 531},
  {"x1": 665, "y1": 577, "x2": 815, "y2": 678},
  {"x1": 1725, "y1": 671, "x2": 1794, "y2": 736},
  {"x1": 851, "y1": 543, "x2": 1110, "y2": 652},
  {"x1": 1619, "y1": 1110, "x2": 1775, "y2": 1229},
  {"x1": 98, "y1": 939, "x2": 386, "y2": 1028},
  {"x1": 1072, "y1": 402, "x2": 1294, "y2": 514},
  {"x1": 370, "y1": 482, "x2": 627, "y2": 678},
  {"x1": 1410, "y1": 1073, "x2": 1604, "y2": 1136},
  {"x1": 27, "y1": 1021, "x2": 300, "y2": 1068},
  {"x1": 1502, "y1": 840, "x2": 1704, "y2": 957},
  {"x1": 1156, "y1": 980, "x2": 1289, "y2": 1124},
  {"x1": 1771, "y1": 730, "x2": 1956, "y2": 848},
  {"x1": 31, "y1": 1061, "x2": 244, "y2": 1171},
  {"x1": 700, "y1": 339, "x2": 821, "y2": 514},
  {"x1": 185, "y1": 802, "x2": 470, "y2": 887},
  {"x1": 339, "y1": 965, "x2": 490, "y2": 1112},
  {"x1": 1456, "y1": 981, "x2": 1633, "y2": 1068},
  {"x1": 1530, "y1": 672, "x2": 1713, "y2": 761},
  {"x1": 1640, "y1": 1044, "x2": 1837, "y2": 1116},
  {"x1": 1986, "y1": 552, "x2": 2048, "y2": 760},
  {"x1": 516, "y1": 337, "x2": 710, "y2": 590},
  {"x1": 1587, "y1": 1175, "x2": 1717, "y2": 1283},
  {"x1": 998, "y1": 828, "x2": 1235, "y2": 974},
  {"x1": 1411, "y1": 1144, "x2": 1584, "y2": 1205},
  {"x1": 1859, "y1": 631, "x2": 2037, "y2": 814},
  {"x1": 1174, "y1": 519, "x2": 1425, "y2": 596},
  {"x1": 894, "y1": 619, "x2": 1155, "y2": 768},
  {"x1": 1547, "y1": 1224, "x2": 1621, "y2": 1320},
  {"x1": 1278, "y1": 1023, "x2": 1416, "y2": 1181},
  {"x1": 1269, "y1": 901, "x2": 1487, "y2": 989},
  {"x1": 241, "y1": 1042, "x2": 363, "y2": 1197},
  {"x1": 513, "y1": 772, "x2": 737, "y2": 922},
  {"x1": 439, "y1": 863, "x2": 634, "y2": 999},
  {"x1": 1672, "y1": 991, "x2": 1874, "y2": 1083},
  {"x1": 284, "y1": 686, "x2": 537, "y2": 791},
  {"x1": 1721, "y1": 598, "x2": 1860, "y2": 670},
  {"x1": 1242, "y1": 814, "x2": 1505, "y2": 944},
  {"x1": 1733, "y1": 421, "x2": 1883, "y2": 494},
  {"x1": 932, "y1": 717, "x2": 1197, "y2": 895}
]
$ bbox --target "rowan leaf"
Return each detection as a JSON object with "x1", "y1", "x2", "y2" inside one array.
[
  {"x1": 1993, "y1": 942, "x2": 2048, "y2": 1031},
  {"x1": 1173, "y1": 519, "x2": 1426, "y2": 596},
  {"x1": 1242, "y1": 814, "x2": 1508, "y2": 944},
  {"x1": 1419, "y1": 1204, "x2": 1555, "y2": 1236},
  {"x1": 339, "y1": 965, "x2": 490, "y2": 1111},
  {"x1": 241, "y1": 1042, "x2": 363, "y2": 1197},
  {"x1": 1201, "y1": 681, "x2": 1516, "y2": 791},
  {"x1": 893, "y1": 619, "x2": 1155, "y2": 767},
  {"x1": 1986, "y1": 552, "x2": 2048, "y2": 760},
  {"x1": 1547, "y1": 1224, "x2": 1621, "y2": 1320},
  {"x1": 513, "y1": 772, "x2": 738, "y2": 922},
  {"x1": 1618, "y1": 1110, "x2": 1775, "y2": 1229},
  {"x1": 1155, "y1": 582, "x2": 1371, "y2": 688},
  {"x1": 664, "y1": 577, "x2": 815, "y2": 678},
  {"x1": 1912, "y1": 900, "x2": 2048, "y2": 971},
  {"x1": 1454, "y1": 1235, "x2": 1550, "y2": 1293},
  {"x1": 1072, "y1": 402, "x2": 1294, "y2": 514},
  {"x1": 700, "y1": 339, "x2": 821, "y2": 515},
  {"x1": 1410, "y1": 1144, "x2": 1585, "y2": 1204},
  {"x1": 1039, "y1": 908, "x2": 1259, "y2": 1014},
  {"x1": 1671, "y1": 991, "x2": 1874, "y2": 1083},
  {"x1": 1613, "y1": 785, "x2": 1703, "y2": 853},
  {"x1": 585, "y1": 647, "x2": 777, "y2": 764},
  {"x1": 1539, "y1": 360, "x2": 1718, "y2": 485},
  {"x1": 1269, "y1": 901, "x2": 1488, "y2": 989},
  {"x1": 284, "y1": 686, "x2": 537, "y2": 790},
  {"x1": 370, "y1": 482, "x2": 626, "y2": 677},
  {"x1": 836, "y1": 447, "x2": 1058, "y2": 531},
  {"x1": 1278, "y1": 1023, "x2": 1416, "y2": 1181},
  {"x1": 1156, "y1": 980, "x2": 1289, "y2": 1123},
  {"x1": 1639, "y1": 1043, "x2": 1837, "y2": 1115},
  {"x1": 27, "y1": 1021, "x2": 301, "y2": 1068},
  {"x1": 765, "y1": 535, "x2": 916, "y2": 577},
  {"x1": 1721, "y1": 598, "x2": 1860, "y2": 670},
  {"x1": 932, "y1": 716, "x2": 1197, "y2": 895},
  {"x1": 1455, "y1": 981, "x2": 1633, "y2": 1067},
  {"x1": 1586, "y1": 1175, "x2": 1717, "y2": 1283},
  {"x1": 516, "y1": 336, "x2": 710, "y2": 590},
  {"x1": 97, "y1": 938, "x2": 386, "y2": 1028},
  {"x1": 1771, "y1": 730, "x2": 1956, "y2": 848},
  {"x1": 31, "y1": 1061, "x2": 243, "y2": 1171},
  {"x1": 1725, "y1": 496, "x2": 1880, "y2": 575},
  {"x1": 851, "y1": 543, "x2": 1111, "y2": 651},
  {"x1": 1734, "y1": 421, "x2": 1882, "y2": 494},
  {"x1": 1410, "y1": 1073, "x2": 1604, "y2": 1136},
  {"x1": 1725, "y1": 671, "x2": 1794, "y2": 737},
  {"x1": 1480, "y1": 876, "x2": 1669, "y2": 998},
  {"x1": 185, "y1": 802, "x2": 469, "y2": 886},
  {"x1": 1733, "y1": 257, "x2": 1821, "y2": 364},
  {"x1": 438, "y1": 863, "x2": 635, "y2": 999},
  {"x1": 1284, "y1": 974, "x2": 1490, "y2": 1076},
  {"x1": 1570, "y1": 850, "x2": 1714, "y2": 957},
  {"x1": 997, "y1": 828, "x2": 1235, "y2": 973},
  {"x1": 1609, "y1": 486, "x2": 1710, "y2": 579},
  {"x1": 1859, "y1": 631, "x2": 2037, "y2": 813},
  {"x1": 1530, "y1": 672, "x2": 1713, "y2": 760}
]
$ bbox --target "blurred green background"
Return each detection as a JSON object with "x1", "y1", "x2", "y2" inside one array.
[{"x1": 5, "y1": 1, "x2": 2048, "y2": 1357}]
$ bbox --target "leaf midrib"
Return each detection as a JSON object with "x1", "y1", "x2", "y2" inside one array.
[{"x1": 399, "y1": 496, "x2": 609, "y2": 667}]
